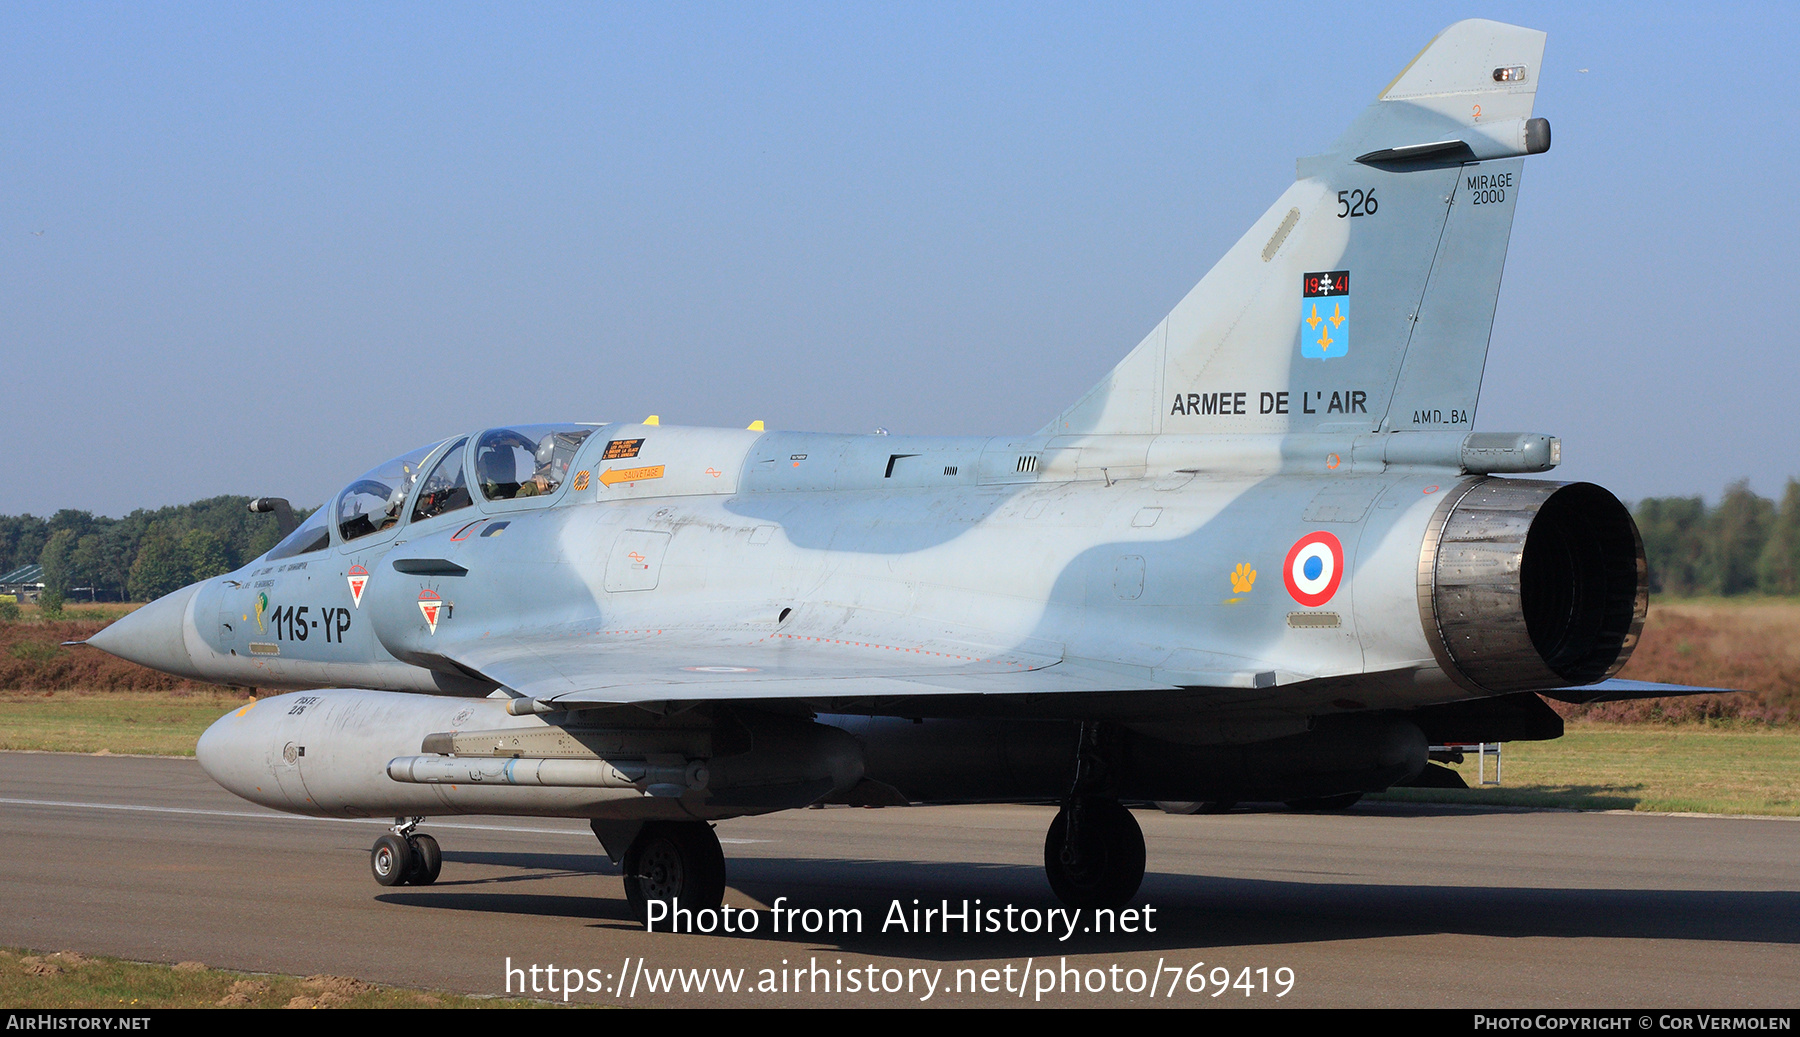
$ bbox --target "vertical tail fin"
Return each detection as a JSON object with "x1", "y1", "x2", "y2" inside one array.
[{"x1": 1047, "y1": 20, "x2": 1548, "y2": 437}]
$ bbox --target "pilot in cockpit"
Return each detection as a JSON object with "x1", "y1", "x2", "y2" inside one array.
[
  {"x1": 515, "y1": 434, "x2": 569, "y2": 497},
  {"x1": 377, "y1": 484, "x2": 410, "y2": 530}
]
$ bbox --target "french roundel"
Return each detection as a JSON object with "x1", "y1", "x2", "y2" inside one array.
[{"x1": 1283, "y1": 531, "x2": 1344, "y2": 608}]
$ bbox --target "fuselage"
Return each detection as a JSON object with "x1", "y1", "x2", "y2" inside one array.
[
  {"x1": 141, "y1": 422, "x2": 1509, "y2": 722},
  {"x1": 72, "y1": 20, "x2": 1628, "y2": 915},
  {"x1": 91, "y1": 418, "x2": 1641, "y2": 820}
]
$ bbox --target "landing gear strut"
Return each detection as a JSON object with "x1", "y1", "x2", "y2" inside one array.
[
  {"x1": 1043, "y1": 722, "x2": 1145, "y2": 909},
  {"x1": 621, "y1": 821, "x2": 726, "y2": 922},
  {"x1": 370, "y1": 816, "x2": 442, "y2": 887}
]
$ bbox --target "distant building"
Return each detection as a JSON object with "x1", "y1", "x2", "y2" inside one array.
[{"x1": 0, "y1": 564, "x2": 44, "y2": 603}]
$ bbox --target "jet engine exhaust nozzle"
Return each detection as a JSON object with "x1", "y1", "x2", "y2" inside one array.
[{"x1": 1421, "y1": 479, "x2": 1647, "y2": 694}]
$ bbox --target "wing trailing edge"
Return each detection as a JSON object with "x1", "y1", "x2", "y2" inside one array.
[{"x1": 1539, "y1": 679, "x2": 1745, "y2": 706}]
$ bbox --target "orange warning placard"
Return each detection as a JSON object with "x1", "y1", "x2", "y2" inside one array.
[{"x1": 599, "y1": 465, "x2": 665, "y2": 487}]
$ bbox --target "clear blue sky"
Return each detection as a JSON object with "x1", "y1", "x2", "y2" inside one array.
[{"x1": 4, "y1": 2, "x2": 1794, "y2": 516}]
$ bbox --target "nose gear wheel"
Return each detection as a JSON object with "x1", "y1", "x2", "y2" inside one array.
[{"x1": 369, "y1": 823, "x2": 442, "y2": 886}]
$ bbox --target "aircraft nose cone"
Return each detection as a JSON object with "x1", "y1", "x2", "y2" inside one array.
[{"x1": 86, "y1": 583, "x2": 202, "y2": 678}]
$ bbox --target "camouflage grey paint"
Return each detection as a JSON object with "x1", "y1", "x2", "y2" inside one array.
[{"x1": 88, "y1": 21, "x2": 1648, "y2": 821}]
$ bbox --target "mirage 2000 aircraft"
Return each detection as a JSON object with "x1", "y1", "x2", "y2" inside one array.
[{"x1": 87, "y1": 20, "x2": 1712, "y2": 918}]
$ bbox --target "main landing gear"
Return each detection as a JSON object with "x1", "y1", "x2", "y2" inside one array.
[
  {"x1": 1044, "y1": 797, "x2": 1145, "y2": 909},
  {"x1": 616, "y1": 820, "x2": 726, "y2": 922},
  {"x1": 1043, "y1": 722, "x2": 1145, "y2": 910},
  {"x1": 370, "y1": 816, "x2": 442, "y2": 887}
]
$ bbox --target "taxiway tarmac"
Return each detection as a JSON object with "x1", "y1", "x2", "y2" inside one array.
[{"x1": 1, "y1": 751, "x2": 1796, "y2": 1008}]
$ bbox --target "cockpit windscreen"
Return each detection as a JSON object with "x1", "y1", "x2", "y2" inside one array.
[{"x1": 265, "y1": 506, "x2": 330, "y2": 560}]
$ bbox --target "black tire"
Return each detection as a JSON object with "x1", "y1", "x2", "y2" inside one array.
[
  {"x1": 1285, "y1": 792, "x2": 1364, "y2": 812},
  {"x1": 408, "y1": 834, "x2": 442, "y2": 885},
  {"x1": 371, "y1": 834, "x2": 413, "y2": 887},
  {"x1": 1043, "y1": 798, "x2": 1145, "y2": 910},
  {"x1": 622, "y1": 821, "x2": 727, "y2": 923}
]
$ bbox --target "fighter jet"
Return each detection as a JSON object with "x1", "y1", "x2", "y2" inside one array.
[{"x1": 85, "y1": 20, "x2": 1714, "y2": 917}]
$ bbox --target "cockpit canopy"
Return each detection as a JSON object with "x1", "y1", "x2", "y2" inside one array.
[
  {"x1": 337, "y1": 441, "x2": 443, "y2": 543},
  {"x1": 412, "y1": 437, "x2": 472, "y2": 523},
  {"x1": 475, "y1": 425, "x2": 593, "y2": 501},
  {"x1": 260, "y1": 424, "x2": 598, "y2": 561}
]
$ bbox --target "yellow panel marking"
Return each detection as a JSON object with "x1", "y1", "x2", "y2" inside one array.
[{"x1": 599, "y1": 465, "x2": 666, "y2": 487}]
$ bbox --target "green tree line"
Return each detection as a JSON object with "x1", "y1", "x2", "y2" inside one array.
[
  {"x1": 1635, "y1": 479, "x2": 1800, "y2": 596},
  {"x1": 0, "y1": 497, "x2": 315, "y2": 604}
]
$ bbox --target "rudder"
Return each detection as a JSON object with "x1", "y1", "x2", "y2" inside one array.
[{"x1": 1047, "y1": 20, "x2": 1549, "y2": 438}]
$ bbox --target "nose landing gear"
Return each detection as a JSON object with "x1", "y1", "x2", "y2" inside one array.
[{"x1": 370, "y1": 817, "x2": 442, "y2": 887}]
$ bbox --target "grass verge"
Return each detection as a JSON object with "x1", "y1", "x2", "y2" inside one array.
[
  {"x1": 0, "y1": 948, "x2": 561, "y2": 1008},
  {"x1": 1373, "y1": 723, "x2": 1800, "y2": 815},
  {"x1": 0, "y1": 690, "x2": 249, "y2": 756}
]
